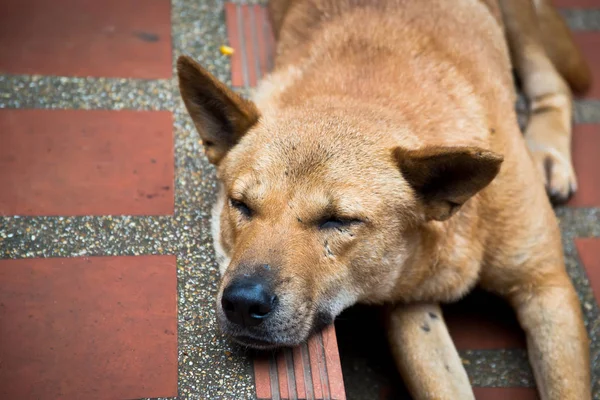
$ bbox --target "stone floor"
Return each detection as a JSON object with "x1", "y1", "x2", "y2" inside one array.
[{"x1": 0, "y1": 0, "x2": 599, "y2": 399}]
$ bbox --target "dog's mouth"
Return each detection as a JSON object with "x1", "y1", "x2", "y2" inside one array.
[
  {"x1": 226, "y1": 311, "x2": 333, "y2": 350},
  {"x1": 231, "y1": 334, "x2": 281, "y2": 349}
]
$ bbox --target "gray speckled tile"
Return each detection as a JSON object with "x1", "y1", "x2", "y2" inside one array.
[
  {"x1": 0, "y1": 75, "x2": 174, "y2": 110},
  {"x1": 460, "y1": 350, "x2": 534, "y2": 388},
  {"x1": 0, "y1": 216, "x2": 177, "y2": 259},
  {"x1": 562, "y1": 9, "x2": 600, "y2": 31},
  {"x1": 575, "y1": 100, "x2": 600, "y2": 124},
  {"x1": 170, "y1": 0, "x2": 256, "y2": 398}
]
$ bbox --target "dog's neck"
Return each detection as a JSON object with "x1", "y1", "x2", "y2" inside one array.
[{"x1": 392, "y1": 200, "x2": 486, "y2": 303}]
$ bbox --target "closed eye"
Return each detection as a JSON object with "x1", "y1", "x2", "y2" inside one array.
[
  {"x1": 230, "y1": 198, "x2": 252, "y2": 218},
  {"x1": 318, "y1": 216, "x2": 362, "y2": 230}
]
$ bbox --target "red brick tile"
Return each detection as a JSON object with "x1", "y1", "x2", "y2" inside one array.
[
  {"x1": 573, "y1": 32, "x2": 600, "y2": 99},
  {"x1": 473, "y1": 387, "x2": 539, "y2": 400},
  {"x1": 444, "y1": 291, "x2": 526, "y2": 350},
  {"x1": 0, "y1": 256, "x2": 178, "y2": 400},
  {"x1": 0, "y1": 109, "x2": 174, "y2": 216},
  {"x1": 575, "y1": 238, "x2": 600, "y2": 303},
  {"x1": 552, "y1": 0, "x2": 600, "y2": 8},
  {"x1": 569, "y1": 124, "x2": 600, "y2": 208},
  {"x1": 252, "y1": 325, "x2": 346, "y2": 399},
  {"x1": 0, "y1": 0, "x2": 171, "y2": 79}
]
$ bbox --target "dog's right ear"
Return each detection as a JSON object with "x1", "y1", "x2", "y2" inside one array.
[{"x1": 177, "y1": 55, "x2": 260, "y2": 165}]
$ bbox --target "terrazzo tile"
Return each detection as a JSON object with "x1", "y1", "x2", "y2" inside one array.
[
  {"x1": 553, "y1": 0, "x2": 600, "y2": 8},
  {"x1": 576, "y1": 238, "x2": 600, "y2": 303},
  {"x1": 0, "y1": 75, "x2": 173, "y2": 111},
  {"x1": 562, "y1": 9, "x2": 600, "y2": 30}
]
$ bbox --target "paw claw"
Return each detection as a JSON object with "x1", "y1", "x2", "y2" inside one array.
[{"x1": 532, "y1": 150, "x2": 577, "y2": 205}]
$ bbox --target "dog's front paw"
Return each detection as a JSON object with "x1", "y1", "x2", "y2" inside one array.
[{"x1": 529, "y1": 144, "x2": 577, "y2": 204}]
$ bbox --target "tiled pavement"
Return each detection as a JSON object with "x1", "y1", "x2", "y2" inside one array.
[{"x1": 0, "y1": 0, "x2": 599, "y2": 399}]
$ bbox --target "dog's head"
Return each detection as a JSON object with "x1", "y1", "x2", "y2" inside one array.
[{"x1": 177, "y1": 56, "x2": 502, "y2": 348}]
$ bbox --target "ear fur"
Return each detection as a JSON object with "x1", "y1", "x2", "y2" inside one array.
[
  {"x1": 177, "y1": 55, "x2": 260, "y2": 164},
  {"x1": 395, "y1": 146, "x2": 503, "y2": 221}
]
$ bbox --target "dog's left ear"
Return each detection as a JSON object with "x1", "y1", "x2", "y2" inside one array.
[
  {"x1": 177, "y1": 55, "x2": 260, "y2": 165},
  {"x1": 394, "y1": 146, "x2": 503, "y2": 221}
]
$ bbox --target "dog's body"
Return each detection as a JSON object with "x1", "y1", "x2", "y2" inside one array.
[{"x1": 177, "y1": 0, "x2": 592, "y2": 398}]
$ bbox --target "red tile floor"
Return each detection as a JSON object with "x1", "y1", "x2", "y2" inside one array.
[
  {"x1": 1, "y1": 0, "x2": 599, "y2": 399},
  {"x1": 0, "y1": 256, "x2": 178, "y2": 399}
]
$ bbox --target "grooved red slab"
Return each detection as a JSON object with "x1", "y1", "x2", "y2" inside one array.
[
  {"x1": 0, "y1": 109, "x2": 174, "y2": 216},
  {"x1": 575, "y1": 238, "x2": 600, "y2": 302},
  {"x1": 0, "y1": 256, "x2": 178, "y2": 400},
  {"x1": 569, "y1": 124, "x2": 600, "y2": 208},
  {"x1": 253, "y1": 325, "x2": 347, "y2": 399},
  {"x1": 474, "y1": 387, "x2": 539, "y2": 400},
  {"x1": 0, "y1": 0, "x2": 171, "y2": 78},
  {"x1": 225, "y1": 3, "x2": 244, "y2": 87},
  {"x1": 243, "y1": 5, "x2": 259, "y2": 87},
  {"x1": 573, "y1": 32, "x2": 600, "y2": 99},
  {"x1": 308, "y1": 334, "x2": 326, "y2": 398},
  {"x1": 225, "y1": 3, "x2": 275, "y2": 88},
  {"x1": 552, "y1": 0, "x2": 600, "y2": 8},
  {"x1": 444, "y1": 291, "x2": 526, "y2": 350},
  {"x1": 256, "y1": 5, "x2": 271, "y2": 78}
]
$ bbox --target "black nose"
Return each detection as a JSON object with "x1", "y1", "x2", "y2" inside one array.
[{"x1": 221, "y1": 277, "x2": 277, "y2": 327}]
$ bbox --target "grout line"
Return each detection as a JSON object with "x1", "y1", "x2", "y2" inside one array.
[
  {"x1": 284, "y1": 347, "x2": 299, "y2": 400},
  {"x1": 301, "y1": 342, "x2": 316, "y2": 400},
  {"x1": 250, "y1": 5, "x2": 262, "y2": 80},
  {"x1": 269, "y1": 352, "x2": 282, "y2": 400}
]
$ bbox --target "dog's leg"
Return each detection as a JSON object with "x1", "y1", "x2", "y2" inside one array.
[
  {"x1": 494, "y1": 270, "x2": 590, "y2": 399},
  {"x1": 387, "y1": 303, "x2": 474, "y2": 400},
  {"x1": 499, "y1": 0, "x2": 586, "y2": 203}
]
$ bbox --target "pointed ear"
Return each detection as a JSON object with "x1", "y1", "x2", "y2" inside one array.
[
  {"x1": 395, "y1": 146, "x2": 503, "y2": 221},
  {"x1": 177, "y1": 55, "x2": 260, "y2": 165}
]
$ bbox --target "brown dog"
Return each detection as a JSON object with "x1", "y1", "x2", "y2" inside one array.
[{"x1": 177, "y1": 0, "x2": 592, "y2": 398}]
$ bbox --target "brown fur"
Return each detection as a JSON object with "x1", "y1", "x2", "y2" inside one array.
[{"x1": 177, "y1": 0, "x2": 591, "y2": 397}]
